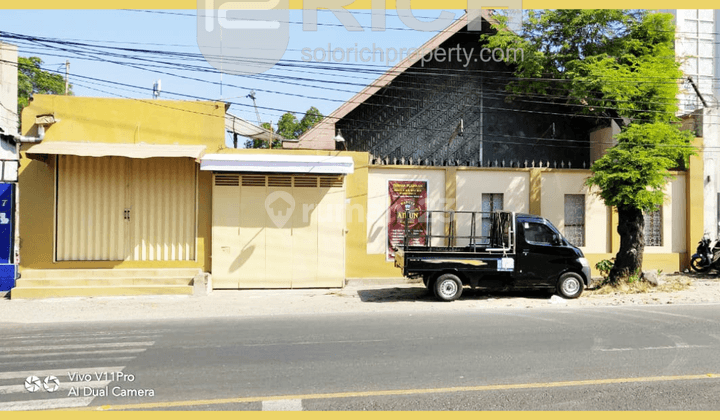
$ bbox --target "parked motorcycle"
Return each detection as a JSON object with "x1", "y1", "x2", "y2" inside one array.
[{"x1": 690, "y1": 233, "x2": 720, "y2": 273}]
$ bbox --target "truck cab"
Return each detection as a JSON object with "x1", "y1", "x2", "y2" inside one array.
[{"x1": 394, "y1": 211, "x2": 591, "y2": 301}]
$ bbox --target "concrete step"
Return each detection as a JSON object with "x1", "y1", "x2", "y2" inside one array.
[
  {"x1": 19, "y1": 268, "x2": 201, "y2": 279},
  {"x1": 15, "y1": 277, "x2": 193, "y2": 287},
  {"x1": 10, "y1": 285, "x2": 193, "y2": 300}
]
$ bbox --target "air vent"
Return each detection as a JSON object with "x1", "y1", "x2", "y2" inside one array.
[
  {"x1": 242, "y1": 175, "x2": 266, "y2": 187},
  {"x1": 320, "y1": 176, "x2": 343, "y2": 188},
  {"x1": 294, "y1": 176, "x2": 318, "y2": 188},
  {"x1": 214, "y1": 174, "x2": 239, "y2": 187},
  {"x1": 268, "y1": 175, "x2": 292, "y2": 187}
]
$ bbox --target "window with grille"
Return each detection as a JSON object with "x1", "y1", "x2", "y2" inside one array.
[
  {"x1": 644, "y1": 207, "x2": 663, "y2": 247},
  {"x1": 480, "y1": 193, "x2": 503, "y2": 244},
  {"x1": 564, "y1": 195, "x2": 585, "y2": 247}
]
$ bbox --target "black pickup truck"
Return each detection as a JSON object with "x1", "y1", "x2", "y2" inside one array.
[{"x1": 394, "y1": 210, "x2": 591, "y2": 301}]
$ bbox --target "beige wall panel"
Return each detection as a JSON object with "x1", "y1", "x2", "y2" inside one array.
[
  {"x1": 316, "y1": 186, "x2": 345, "y2": 287},
  {"x1": 671, "y1": 175, "x2": 686, "y2": 253},
  {"x1": 129, "y1": 158, "x2": 196, "y2": 261},
  {"x1": 291, "y1": 185, "x2": 319, "y2": 287},
  {"x1": 367, "y1": 169, "x2": 446, "y2": 254},
  {"x1": 211, "y1": 179, "x2": 241, "y2": 288},
  {"x1": 237, "y1": 186, "x2": 268, "y2": 287},
  {"x1": 541, "y1": 172, "x2": 606, "y2": 254},
  {"x1": 646, "y1": 175, "x2": 686, "y2": 254},
  {"x1": 264, "y1": 186, "x2": 293, "y2": 288},
  {"x1": 455, "y1": 171, "x2": 529, "y2": 246},
  {"x1": 56, "y1": 155, "x2": 125, "y2": 261}
]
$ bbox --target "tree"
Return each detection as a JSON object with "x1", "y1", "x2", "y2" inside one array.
[
  {"x1": 244, "y1": 106, "x2": 324, "y2": 149},
  {"x1": 18, "y1": 57, "x2": 71, "y2": 116},
  {"x1": 483, "y1": 10, "x2": 695, "y2": 283}
]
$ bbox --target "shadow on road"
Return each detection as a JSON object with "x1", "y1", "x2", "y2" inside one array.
[{"x1": 357, "y1": 286, "x2": 553, "y2": 303}]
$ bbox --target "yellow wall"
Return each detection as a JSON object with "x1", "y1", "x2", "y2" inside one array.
[
  {"x1": 355, "y1": 165, "x2": 703, "y2": 280},
  {"x1": 21, "y1": 95, "x2": 227, "y2": 150},
  {"x1": 18, "y1": 96, "x2": 225, "y2": 271}
]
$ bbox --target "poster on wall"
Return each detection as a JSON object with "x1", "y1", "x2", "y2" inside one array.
[{"x1": 387, "y1": 180, "x2": 428, "y2": 261}]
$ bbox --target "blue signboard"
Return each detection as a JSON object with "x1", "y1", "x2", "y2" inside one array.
[{"x1": 0, "y1": 183, "x2": 15, "y2": 291}]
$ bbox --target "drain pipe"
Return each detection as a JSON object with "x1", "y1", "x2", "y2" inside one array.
[{"x1": 13, "y1": 124, "x2": 45, "y2": 143}]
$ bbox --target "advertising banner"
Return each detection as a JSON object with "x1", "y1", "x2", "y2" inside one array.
[{"x1": 387, "y1": 180, "x2": 428, "y2": 261}]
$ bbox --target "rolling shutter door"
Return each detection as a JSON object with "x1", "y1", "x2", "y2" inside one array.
[
  {"x1": 56, "y1": 155, "x2": 127, "y2": 261},
  {"x1": 56, "y1": 156, "x2": 197, "y2": 262}
]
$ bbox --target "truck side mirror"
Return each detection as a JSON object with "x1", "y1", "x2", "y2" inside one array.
[{"x1": 552, "y1": 234, "x2": 561, "y2": 245}]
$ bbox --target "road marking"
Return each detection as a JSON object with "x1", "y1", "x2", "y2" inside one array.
[
  {"x1": 9, "y1": 335, "x2": 158, "y2": 344},
  {"x1": 597, "y1": 345, "x2": 708, "y2": 352},
  {"x1": 0, "y1": 348, "x2": 147, "y2": 359},
  {"x1": 0, "y1": 380, "x2": 111, "y2": 395},
  {"x1": 0, "y1": 342, "x2": 154, "y2": 353},
  {"x1": 0, "y1": 366, "x2": 125, "y2": 380},
  {"x1": 0, "y1": 397, "x2": 95, "y2": 411},
  {"x1": 0, "y1": 330, "x2": 168, "y2": 340},
  {"x1": 261, "y1": 399, "x2": 303, "y2": 411},
  {"x1": 0, "y1": 357, "x2": 135, "y2": 368},
  {"x1": 242, "y1": 339, "x2": 390, "y2": 347},
  {"x1": 622, "y1": 308, "x2": 720, "y2": 325},
  {"x1": 74, "y1": 373, "x2": 720, "y2": 411}
]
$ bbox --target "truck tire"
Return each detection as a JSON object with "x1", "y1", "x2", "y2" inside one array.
[
  {"x1": 434, "y1": 273, "x2": 463, "y2": 302},
  {"x1": 556, "y1": 272, "x2": 584, "y2": 299}
]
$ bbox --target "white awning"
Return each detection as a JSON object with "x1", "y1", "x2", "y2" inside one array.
[
  {"x1": 226, "y1": 113, "x2": 283, "y2": 141},
  {"x1": 200, "y1": 154, "x2": 354, "y2": 174},
  {"x1": 24, "y1": 142, "x2": 207, "y2": 159}
]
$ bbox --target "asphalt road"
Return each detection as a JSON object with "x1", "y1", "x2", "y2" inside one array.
[{"x1": 2, "y1": 303, "x2": 720, "y2": 410}]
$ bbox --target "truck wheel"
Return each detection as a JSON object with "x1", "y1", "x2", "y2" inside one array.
[
  {"x1": 434, "y1": 274, "x2": 463, "y2": 302},
  {"x1": 556, "y1": 272, "x2": 584, "y2": 299}
]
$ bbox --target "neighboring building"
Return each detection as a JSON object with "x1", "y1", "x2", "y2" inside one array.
[
  {"x1": 0, "y1": 41, "x2": 20, "y2": 293},
  {"x1": 662, "y1": 9, "x2": 720, "y2": 238},
  {"x1": 287, "y1": 12, "x2": 598, "y2": 169}
]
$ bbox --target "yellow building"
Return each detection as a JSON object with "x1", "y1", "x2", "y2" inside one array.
[
  {"x1": 14, "y1": 95, "x2": 704, "y2": 299},
  {"x1": 14, "y1": 96, "x2": 225, "y2": 298}
]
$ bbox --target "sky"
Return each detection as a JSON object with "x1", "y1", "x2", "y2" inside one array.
[{"x1": 0, "y1": 9, "x2": 466, "y2": 140}]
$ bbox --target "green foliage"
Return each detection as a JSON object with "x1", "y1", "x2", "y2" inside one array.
[
  {"x1": 627, "y1": 269, "x2": 642, "y2": 284},
  {"x1": 244, "y1": 107, "x2": 324, "y2": 149},
  {"x1": 481, "y1": 10, "x2": 681, "y2": 122},
  {"x1": 595, "y1": 259, "x2": 615, "y2": 280},
  {"x1": 18, "y1": 57, "x2": 71, "y2": 116},
  {"x1": 585, "y1": 122, "x2": 694, "y2": 211}
]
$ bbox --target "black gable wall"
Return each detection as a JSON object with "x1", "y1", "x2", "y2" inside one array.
[{"x1": 336, "y1": 21, "x2": 596, "y2": 167}]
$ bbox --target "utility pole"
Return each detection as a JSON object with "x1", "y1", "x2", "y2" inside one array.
[
  {"x1": 64, "y1": 60, "x2": 69, "y2": 95},
  {"x1": 247, "y1": 90, "x2": 267, "y2": 148}
]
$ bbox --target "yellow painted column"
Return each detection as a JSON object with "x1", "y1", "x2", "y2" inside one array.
[
  {"x1": 529, "y1": 168, "x2": 541, "y2": 215},
  {"x1": 610, "y1": 207, "x2": 620, "y2": 254},
  {"x1": 445, "y1": 167, "x2": 457, "y2": 246},
  {"x1": 685, "y1": 136, "x2": 705, "y2": 269}
]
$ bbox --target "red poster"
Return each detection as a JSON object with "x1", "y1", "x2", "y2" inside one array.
[{"x1": 387, "y1": 180, "x2": 428, "y2": 260}]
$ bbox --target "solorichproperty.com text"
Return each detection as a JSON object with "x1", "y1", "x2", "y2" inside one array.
[{"x1": 301, "y1": 43, "x2": 524, "y2": 67}]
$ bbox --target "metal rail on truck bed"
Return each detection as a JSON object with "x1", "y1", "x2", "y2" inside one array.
[{"x1": 396, "y1": 210, "x2": 516, "y2": 253}]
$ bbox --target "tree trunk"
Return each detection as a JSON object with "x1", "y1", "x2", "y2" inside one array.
[{"x1": 609, "y1": 206, "x2": 645, "y2": 284}]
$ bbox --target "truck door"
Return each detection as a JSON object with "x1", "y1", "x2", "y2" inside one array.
[{"x1": 515, "y1": 219, "x2": 563, "y2": 288}]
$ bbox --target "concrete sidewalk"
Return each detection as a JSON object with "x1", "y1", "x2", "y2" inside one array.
[{"x1": 2, "y1": 274, "x2": 720, "y2": 325}]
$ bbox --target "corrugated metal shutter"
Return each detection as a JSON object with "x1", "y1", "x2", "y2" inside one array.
[
  {"x1": 56, "y1": 155, "x2": 126, "y2": 261},
  {"x1": 128, "y1": 158, "x2": 197, "y2": 261},
  {"x1": 56, "y1": 156, "x2": 197, "y2": 262}
]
